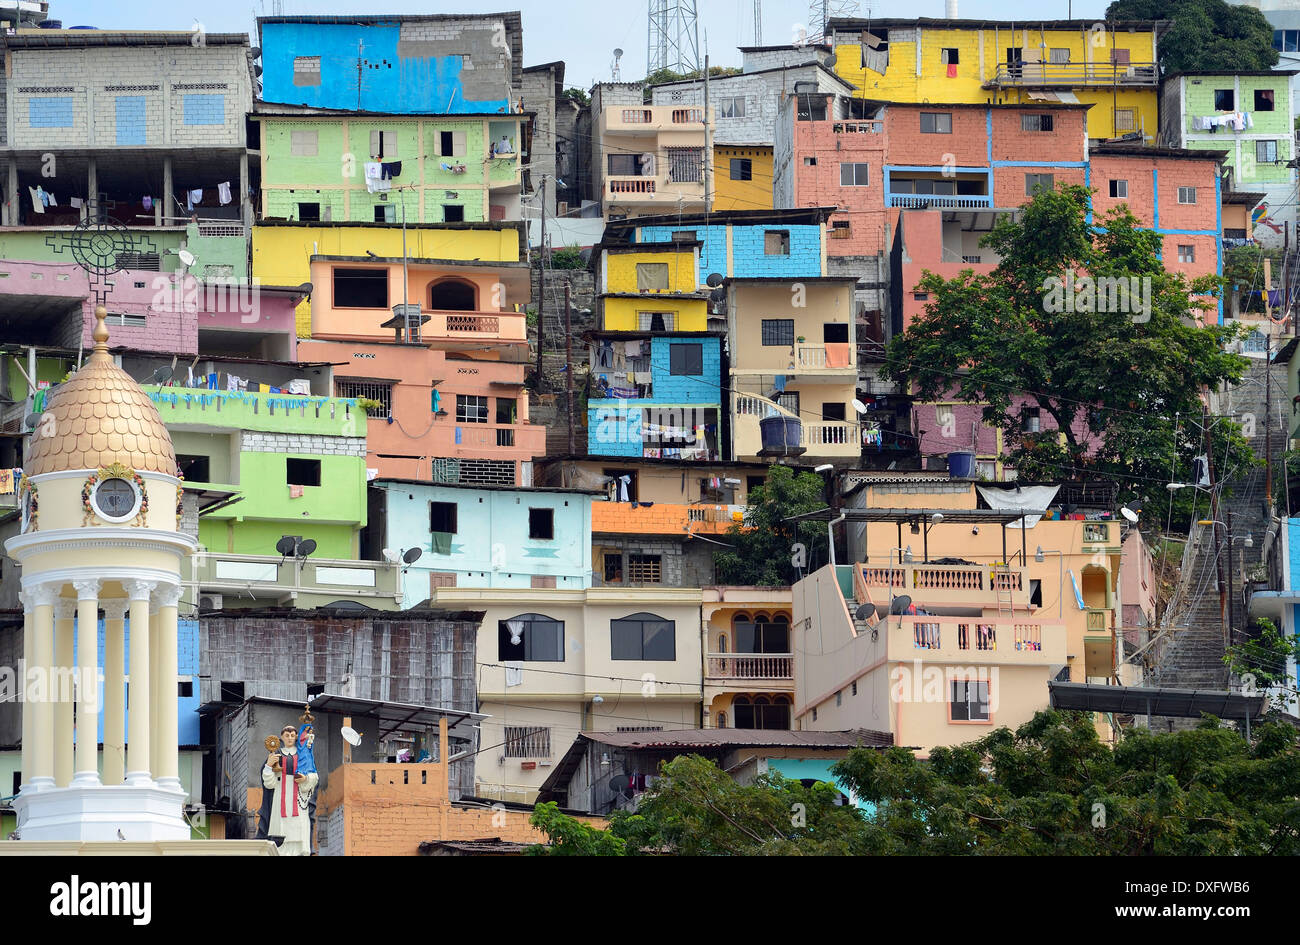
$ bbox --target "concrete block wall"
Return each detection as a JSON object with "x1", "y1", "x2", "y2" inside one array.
[
  {"x1": 648, "y1": 336, "x2": 721, "y2": 403},
  {"x1": 640, "y1": 223, "x2": 728, "y2": 281},
  {"x1": 240, "y1": 431, "x2": 368, "y2": 458},
  {"x1": 730, "y1": 224, "x2": 822, "y2": 278},
  {"x1": 5, "y1": 44, "x2": 252, "y2": 151}
]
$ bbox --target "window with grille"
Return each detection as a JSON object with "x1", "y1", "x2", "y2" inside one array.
[
  {"x1": 1021, "y1": 114, "x2": 1053, "y2": 132},
  {"x1": 1112, "y1": 109, "x2": 1135, "y2": 133},
  {"x1": 950, "y1": 680, "x2": 990, "y2": 721},
  {"x1": 761, "y1": 318, "x2": 795, "y2": 346},
  {"x1": 105, "y1": 312, "x2": 147, "y2": 328},
  {"x1": 336, "y1": 379, "x2": 392, "y2": 417},
  {"x1": 603, "y1": 552, "x2": 624, "y2": 583},
  {"x1": 920, "y1": 112, "x2": 952, "y2": 134},
  {"x1": 839, "y1": 162, "x2": 869, "y2": 186},
  {"x1": 667, "y1": 147, "x2": 704, "y2": 182},
  {"x1": 616, "y1": 726, "x2": 663, "y2": 732},
  {"x1": 1109, "y1": 179, "x2": 1127, "y2": 198},
  {"x1": 611, "y1": 612, "x2": 675, "y2": 660},
  {"x1": 719, "y1": 95, "x2": 746, "y2": 118},
  {"x1": 1025, "y1": 173, "x2": 1053, "y2": 195},
  {"x1": 1257, "y1": 140, "x2": 1279, "y2": 163},
  {"x1": 627, "y1": 554, "x2": 662, "y2": 584},
  {"x1": 455, "y1": 395, "x2": 489, "y2": 423},
  {"x1": 1177, "y1": 186, "x2": 1197, "y2": 204},
  {"x1": 638, "y1": 311, "x2": 675, "y2": 330},
  {"x1": 503, "y1": 726, "x2": 550, "y2": 758}
]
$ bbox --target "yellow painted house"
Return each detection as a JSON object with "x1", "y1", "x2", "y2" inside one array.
[
  {"x1": 714, "y1": 144, "x2": 774, "y2": 212},
  {"x1": 597, "y1": 241, "x2": 709, "y2": 332},
  {"x1": 827, "y1": 17, "x2": 1165, "y2": 142},
  {"x1": 251, "y1": 222, "x2": 525, "y2": 337}
]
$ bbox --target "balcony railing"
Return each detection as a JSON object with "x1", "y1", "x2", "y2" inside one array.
[
  {"x1": 424, "y1": 310, "x2": 527, "y2": 343},
  {"x1": 795, "y1": 344, "x2": 855, "y2": 371},
  {"x1": 886, "y1": 194, "x2": 993, "y2": 209},
  {"x1": 190, "y1": 551, "x2": 402, "y2": 606},
  {"x1": 706, "y1": 653, "x2": 794, "y2": 679},
  {"x1": 859, "y1": 563, "x2": 1024, "y2": 594},
  {"x1": 891, "y1": 616, "x2": 1062, "y2": 663},
  {"x1": 672, "y1": 107, "x2": 704, "y2": 123},
  {"x1": 803, "y1": 420, "x2": 859, "y2": 447},
  {"x1": 832, "y1": 120, "x2": 882, "y2": 134},
  {"x1": 984, "y1": 62, "x2": 1158, "y2": 88},
  {"x1": 608, "y1": 176, "x2": 657, "y2": 195},
  {"x1": 1086, "y1": 609, "x2": 1113, "y2": 633},
  {"x1": 451, "y1": 421, "x2": 543, "y2": 452}
]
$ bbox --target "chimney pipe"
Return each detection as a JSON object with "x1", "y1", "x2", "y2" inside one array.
[{"x1": 945, "y1": 0, "x2": 957, "y2": 17}]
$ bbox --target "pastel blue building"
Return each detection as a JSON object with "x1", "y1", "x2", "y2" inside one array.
[
  {"x1": 364, "y1": 481, "x2": 596, "y2": 607},
  {"x1": 587, "y1": 333, "x2": 725, "y2": 461},
  {"x1": 632, "y1": 207, "x2": 830, "y2": 283},
  {"x1": 258, "y1": 14, "x2": 522, "y2": 115}
]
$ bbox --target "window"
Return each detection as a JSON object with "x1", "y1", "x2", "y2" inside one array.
[
  {"x1": 438, "y1": 130, "x2": 467, "y2": 157},
  {"x1": 429, "y1": 501, "x2": 457, "y2": 534},
  {"x1": 496, "y1": 398, "x2": 516, "y2": 425},
  {"x1": 822, "y1": 402, "x2": 846, "y2": 422},
  {"x1": 831, "y1": 219, "x2": 851, "y2": 239},
  {"x1": 604, "y1": 553, "x2": 624, "y2": 582},
  {"x1": 293, "y1": 56, "x2": 322, "y2": 86},
  {"x1": 105, "y1": 313, "x2": 146, "y2": 328},
  {"x1": 1177, "y1": 244, "x2": 1195, "y2": 264},
  {"x1": 1026, "y1": 173, "x2": 1054, "y2": 195},
  {"x1": 764, "y1": 230, "x2": 790, "y2": 254},
  {"x1": 803, "y1": 156, "x2": 817, "y2": 166},
  {"x1": 1276, "y1": 30, "x2": 1300, "y2": 53},
  {"x1": 940, "y1": 48, "x2": 959, "y2": 64},
  {"x1": 627, "y1": 554, "x2": 662, "y2": 583},
  {"x1": 730, "y1": 158, "x2": 752, "y2": 181},
  {"x1": 611, "y1": 613, "x2": 676, "y2": 660},
  {"x1": 1110, "y1": 48, "x2": 1130, "y2": 65},
  {"x1": 670, "y1": 229, "x2": 695, "y2": 242},
  {"x1": 1021, "y1": 114, "x2": 1053, "y2": 132},
  {"x1": 528, "y1": 508, "x2": 554, "y2": 540},
  {"x1": 456, "y1": 394, "x2": 489, "y2": 423},
  {"x1": 608, "y1": 153, "x2": 640, "y2": 176},
  {"x1": 775, "y1": 392, "x2": 799, "y2": 415},
  {"x1": 333, "y1": 267, "x2": 387, "y2": 308},
  {"x1": 1255, "y1": 88, "x2": 1275, "y2": 111},
  {"x1": 669, "y1": 343, "x2": 703, "y2": 376},
  {"x1": 1257, "y1": 140, "x2": 1279, "y2": 164},
  {"x1": 935, "y1": 404, "x2": 954, "y2": 428},
  {"x1": 951, "y1": 679, "x2": 990, "y2": 721},
  {"x1": 369, "y1": 129, "x2": 398, "y2": 159},
  {"x1": 637, "y1": 311, "x2": 675, "y2": 331},
  {"x1": 761, "y1": 318, "x2": 795, "y2": 346},
  {"x1": 823, "y1": 322, "x2": 849, "y2": 344},
  {"x1": 605, "y1": 468, "x2": 638, "y2": 502},
  {"x1": 176, "y1": 454, "x2": 210, "y2": 482},
  {"x1": 667, "y1": 146, "x2": 704, "y2": 182},
  {"x1": 373, "y1": 204, "x2": 396, "y2": 223},
  {"x1": 734, "y1": 694, "x2": 792, "y2": 729},
  {"x1": 1214, "y1": 89, "x2": 1234, "y2": 111},
  {"x1": 1113, "y1": 108, "x2": 1136, "y2": 132},
  {"x1": 443, "y1": 205, "x2": 465, "y2": 222},
  {"x1": 1177, "y1": 186, "x2": 1198, "y2": 205},
  {"x1": 1023, "y1": 408, "x2": 1041, "y2": 433},
  {"x1": 503, "y1": 726, "x2": 551, "y2": 759},
  {"x1": 286, "y1": 458, "x2": 320, "y2": 487},
  {"x1": 920, "y1": 112, "x2": 952, "y2": 134},
  {"x1": 733, "y1": 614, "x2": 790, "y2": 653},
  {"x1": 499, "y1": 614, "x2": 564, "y2": 661},
  {"x1": 719, "y1": 95, "x2": 746, "y2": 118},
  {"x1": 636, "y1": 263, "x2": 670, "y2": 291},
  {"x1": 839, "y1": 162, "x2": 870, "y2": 186},
  {"x1": 297, "y1": 202, "x2": 321, "y2": 222},
  {"x1": 1049, "y1": 48, "x2": 1070, "y2": 64},
  {"x1": 836, "y1": 690, "x2": 842, "y2": 706},
  {"x1": 290, "y1": 129, "x2": 318, "y2": 156},
  {"x1": 429, "y1": 278, "x2": 476, "y2": 311},
  {"x1": 1109, "y1": 179, "x2": 1128, "y2": 198}
]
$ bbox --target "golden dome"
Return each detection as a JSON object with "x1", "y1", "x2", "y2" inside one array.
[{"x1": 25, "y1": 307, "x2": 177, "y2": 477}]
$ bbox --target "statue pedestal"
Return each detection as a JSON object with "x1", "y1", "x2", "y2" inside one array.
[{"x1": 12, "y1": 783, "x2": 190, "y2": 843}]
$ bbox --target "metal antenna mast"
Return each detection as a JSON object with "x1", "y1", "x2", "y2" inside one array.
[
  {"x1": 648, "y1": 0, "x2": 700, "y2": 74},
  {"x1": 754, "y1": 0, "x2": 763, "y2": 46},
  {"x1": 808, "y1": 0, "x2": 859, "y2": 43}
]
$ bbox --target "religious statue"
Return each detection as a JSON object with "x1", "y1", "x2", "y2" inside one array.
[{"x1": 261, "y1": 709, "x2": 318, "y2": 856}]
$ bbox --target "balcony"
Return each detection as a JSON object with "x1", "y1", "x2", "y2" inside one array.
[
  {"x1": 984, "y1": 61, "x2": 1158, "y2": 88},
  {"x1": 706, "y1": 653, "x2": 794, "y2": 680},
  {"x1": 603, "y1": 104, "x2": 711, "y2": 134},
  {"x1": 604, "y1": 175, "x2": 707, "y2": 206},
  {"x1": 592, "y1": 500, "x2": 743, "y2": 536},
  {"x1": 857, "y1": 562, "x2": 1030, "y2": 612},
  {"x1": 608, "y1": 176, "x2": 657, "y2": 196},
  {"x1": 886, "y1": 193, "x2": 993, "y2": 209},
  {"x1": 795, "y1": 344, "x2": 856, "y2": 372},
  {"x1": 425, "y1": 310, "x2": 527, "y2": 345},
  {"x1": 889, "y1": 616, "x2": 1065, "y2": 664},
  {"x1": 732, "y1": 391, "x2": 861, "y2": 459},
  {"x1": 189, "y1": 551, "x2": 403, "y2": 609},
  {"x1": 832, "y1": 120, "x2": 882, "y2": 135}
]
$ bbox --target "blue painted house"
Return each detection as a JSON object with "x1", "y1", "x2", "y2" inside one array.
[
  {"x1": 258, "y1": 13, "x2": 522, "y2": 114},
  {"x1": 631, "y1": 207, "x2": 830, "y2": 283},
  {"x1": 364, "y1": 480, "x2": 597, "y2": 606}
]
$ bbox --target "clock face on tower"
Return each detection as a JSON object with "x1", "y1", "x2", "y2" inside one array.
[{"x1": 94, "y1": 477, "x2": 136, "y2": 519}]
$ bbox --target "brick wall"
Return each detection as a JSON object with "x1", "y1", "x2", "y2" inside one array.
[
  {"x1": 240, "y1": 431, "x2": 367, "y2": 458},
  {"x1": 729, "y1": 225, "x2": 822, "y2": 278}
]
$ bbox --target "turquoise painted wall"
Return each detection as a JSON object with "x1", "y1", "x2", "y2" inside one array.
[{"x1": 767, "y1": 757, "x2": 876, "y2": 813}]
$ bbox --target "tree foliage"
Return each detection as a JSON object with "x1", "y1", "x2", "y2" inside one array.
[
  {"x1": 527, "y1": 801, "x2": 627, "y2": 855},
  {"x1": 1225, "y1": 617, "x2": 1300, "y2": 712},
  {"x1": 885, "y1": 183, "x2": 1253, "y2": 523},
  {"x1": 528, "y1": 711, "x2": 1300, "y2": 855},
  {"x1": 712, "y1": 464, "x2": 829, "y2": 586},
  {"x1": 1106, "y1": 0, "x2": 1278, "y2": 73}
]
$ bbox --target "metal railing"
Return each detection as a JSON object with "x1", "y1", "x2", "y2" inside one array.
[
  {"x1": 886, "y1": 194, "x2": 992, "y2": 209},
  {"x1": 985, "y1": 62, "x2": 1158, "y2": 87}
]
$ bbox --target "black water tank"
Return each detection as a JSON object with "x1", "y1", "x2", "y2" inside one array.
[{"x1": 37, "y1": 19, "x2": 61, "y2": 28}]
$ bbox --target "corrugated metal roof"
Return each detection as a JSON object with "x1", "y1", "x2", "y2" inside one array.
[{"x1": 577, "y1": 728, "x2": 892, "y2": 750}]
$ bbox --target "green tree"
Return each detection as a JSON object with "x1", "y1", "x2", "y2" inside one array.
[
  {"x1": 712, "y1": 464, "x2": 829, "y2": 585},
  {"x1": 561, "y1": 87, "x2": 590, "y2": 107},
  {"x1": 1106, "y1": 0, "x2": 1278, "y2": 73},
  {"x1": 885, "y1": 183, "x2": 1252, "y2": 524},
  {"x1": 1225, "y1": 617, "x2": 1300, "y2": 711},
  {"x1": 527, "y1": 801, "x2": 627, "y2": 855}
]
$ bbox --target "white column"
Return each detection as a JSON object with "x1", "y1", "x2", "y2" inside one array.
[
  {"x1": 153, "y1": 584, "x2": 182, "y2": 792},
  {"x1": 25, "y1": 583, "x2": 60, "y2": 792},
  {"x1": 123, "y1": 579, "x2": 155, "y2": 786},
  {"x1": 53, "y1": 596, "x2": 75, "y2": 787},
  {"x1": 18, "y1": 591, "x2": 32, "y2": 785},
  {"x1": 101, "y1": 600, "x2": 128, "y2": 786},
  {"x1": 148, "y1": 606, "x2": 161, "y2": 787},
  {"x1": 72, "y1": 580, "x2": 101, "y2": 787}
]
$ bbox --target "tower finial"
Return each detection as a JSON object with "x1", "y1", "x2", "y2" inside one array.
[{"x1": 93, "y1": 305, "x2": 110, "y2": 346}]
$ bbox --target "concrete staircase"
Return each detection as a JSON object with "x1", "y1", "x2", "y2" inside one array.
[{"x1": 1152, "y1": 358, "x2": 1283, "y2": 695}]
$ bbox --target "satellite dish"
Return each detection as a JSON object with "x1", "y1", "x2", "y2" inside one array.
[
  {"x1": 177, "y1": 249, "x2": 196, "y2": 268},
  {"x1": 824, "y1": 53, "x2": 837, "y2": 68},
  {"x1": 382, "y1": 548, "x2": 400, "y2": 564},
  {"x1": 614, "y1": 48, "x2": 623, "y2": 59},
  {"x1": 298, "y1": 539, "x2": 318, "y2": 557},
  {"x1": 149, "y1": 365, "x2": 174, "y2": 384},
  {"x1": 888, "y1": 595, "x2": 913, "y2": 615},
  {"x1": 851, "y1": 398, "x2": 868, "y2": 415},
  {"x1": 23, "y1": 412, "x2": 40, "y2": 430},
  {"x1": 296, "y1": 282, "x2": 313, "y2": 296},
  {"x1": 709, "y1": 287, "x2": 726, "y2": 302},
  {"x1": 706, "y1": 272, "x2": 724, "y2": 287},
  {"x1": 341, "y1": 726, "x2": 362, "y2": 747},
  {"x1": 402, "y1": 547, "x2": 422, "y2": 564},
  {"x1": 1120, "y1": 505, "x2": 1139, "y2": 523},
  {"x1": 275, "y1": 536, "x2": 297, "y2": 557}
]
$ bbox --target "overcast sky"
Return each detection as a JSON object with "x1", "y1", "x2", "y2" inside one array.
[{"x1": 47, "y1": 0, "x2": 1111, "y2": 90}]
